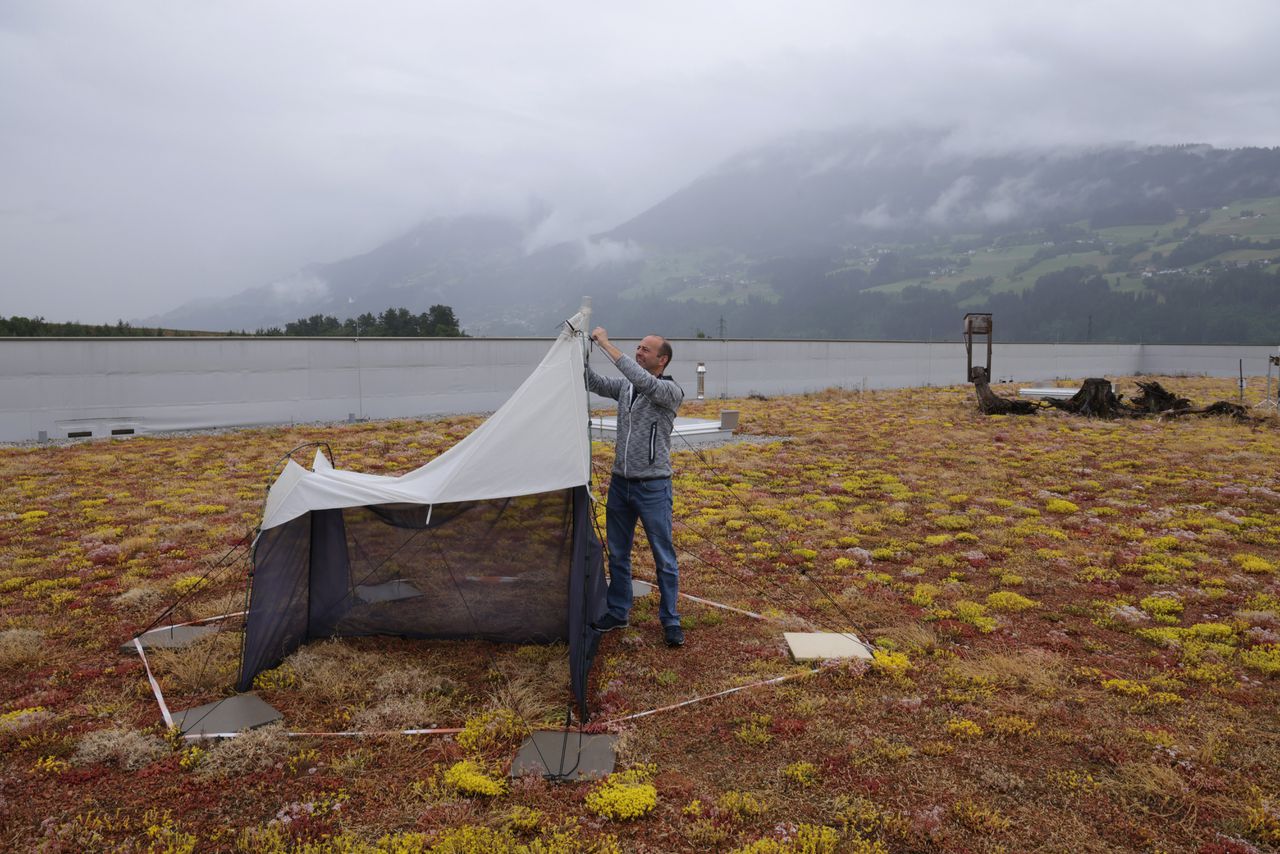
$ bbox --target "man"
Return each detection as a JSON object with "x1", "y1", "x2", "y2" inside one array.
[{"x1": 587, "y1": 327, "x2": 686, "y2": 647}]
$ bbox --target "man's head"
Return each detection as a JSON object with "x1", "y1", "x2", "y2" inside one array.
[{"x1": 635, "y1": 334, "x2": 672, "y2": 375}]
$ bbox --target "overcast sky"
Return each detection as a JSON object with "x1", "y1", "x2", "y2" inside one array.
[{"x1": 3, "y1": 1, "x2": 1279, "y2": 324}]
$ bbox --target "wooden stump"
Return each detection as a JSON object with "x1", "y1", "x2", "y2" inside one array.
[
  {"x1": 972, "y1": 369, "x2": 1039, "y2": 415},
  {"x1": 1130, "y1": 381, "x2": 1191, "y2": 413},
  {"x1": 1046, "y1": 378, "x2": 1130, "y2": 418},
  {"x1": 969, "y1": 372, "x2": 1271, "y2": 426}
]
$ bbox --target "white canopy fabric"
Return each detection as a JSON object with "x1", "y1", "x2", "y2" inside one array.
[{"x1": 260, "y1": 312, "x2": 593, "y2": 531}]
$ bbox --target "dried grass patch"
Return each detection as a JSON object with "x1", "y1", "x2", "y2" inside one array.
[
  {"x1": 873, "y1": 623, "x2": 938, "y2": 654},
  {"x1": 198, "y1": 723, "x2": 290, "y2": 775},
  {"x1": 352, "y1": 666, "x2": 457, "y2": 730},
  {"x1": 112, "y1": 583, "x2": 168, "y2": 611},
  {"x1": 72, "y1": 726, "x2": 168, "y2": 770},
  {"x1": 192, "y1": 589, "x2": 248, "y2": 619},
  {"x1": 948, "y1": 648, "x2": 1065, "y2": 697},
  {"x1": 1110, "y1": 761, "x2": 1192, "y2": 815},
  {"x1": 284, "y1": 640, "x2": 381, "y2": 704},
  {"x1": 353, "y1": 694, "x2": 452, "y2": 731},
  {"x1": 372, "y1": 665, "x2": 458, "y2": 698},
  {"x1": 0, "y1": 628, "x2": 44, "y2": 668},
  {"x1": 148, "y1": 633, "x2": 239, "y2": 695},
  {"x1": 484, "y1": 648, "x2": 569, "y2": 725}
]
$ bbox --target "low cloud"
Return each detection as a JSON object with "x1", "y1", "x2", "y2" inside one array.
[
  {"x1": 576, "y1": 238, "x2": 644, "y2": 269},
  {"x1": 924, "y1": 175, "x2": 979, "y2": 225},
  {"x1": 269, "y1": 273, "x2": 329, "y2": 305},
  {"x1": 855, "y1": 204, "x2": 901, "y2": 231},
  {"x1": 3, "y1": 2, "x2": 1279, "y2": 321}
]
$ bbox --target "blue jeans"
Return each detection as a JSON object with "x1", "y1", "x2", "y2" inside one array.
[{"x1": 605, "y1": 476, "x2": 680, "y2": 627}]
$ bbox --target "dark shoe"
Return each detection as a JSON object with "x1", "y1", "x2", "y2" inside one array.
[
  {"x1": 664, "y1": 624, "x2": 685, "y2": 648},
  {"x1": 593, "y1": 613, "x2": 629, "y2": 632}
]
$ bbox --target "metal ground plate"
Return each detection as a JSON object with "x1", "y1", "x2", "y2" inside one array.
[
  {"x1": 510, "y1": 731, "x2": 617, "y2": 781},
  {"x1": 121, "y1": 624, "x2": 220, "y2": 652},
  {"x1": 172, "y1": 693, "x2": 282, "y2": 738},
  {"x1": 784, "y1": 631, "x2": 874, "y2": 661}
]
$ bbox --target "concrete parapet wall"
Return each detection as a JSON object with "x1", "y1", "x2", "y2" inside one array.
[{"x1": 1, "y1": 337, "x2": 1275, "y2": 442}]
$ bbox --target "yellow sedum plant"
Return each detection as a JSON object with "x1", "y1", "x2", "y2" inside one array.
[
  {"x1": 1233, "y1": 554, "x2": 1276, "y2": 574},
  {"x1": 986, "y1": 591, "x2": 1038, "y2": 612},
  {"x1": 730, "y1": 824, "x2": 848, "y2": 854},
  {"x1": 456, "y1": 709, "x2": 529, "y2": 754},
  {"x1": 953, "y1": 600, "x2": 997, "y2": 632},
  {"x1": 585, "y1": 766, "x2": 658, "y2": 821},
  {"x1": 870, "y1": 649, "x2": 912, "y2": 681},
  {"x1": 1240, "y1": 644, "x2": 1280, "y2": 677},
  {"x1": 442, "y1": 760, "x2": 508, "y2": 797}
]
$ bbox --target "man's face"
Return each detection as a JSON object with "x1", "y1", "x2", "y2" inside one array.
[{"x1": 635, "y1": 335, "x2": 667, "y2": 374}]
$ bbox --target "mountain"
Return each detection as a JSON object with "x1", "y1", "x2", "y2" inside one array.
[
  {"x1": 606, "y1": 130, "x2": 1280, "y2": 250},
  {"x1": 148, "y1": 129, "x2": 1280, "y2": 340}
]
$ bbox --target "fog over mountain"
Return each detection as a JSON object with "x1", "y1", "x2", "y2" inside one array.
[
  {"x1": 607, "y1": 130, "x2": 1280, "y2": 250},
  {"x1": 3, "y1": 1, "x2": 1280, "y2": 326},
  {"x1": 146, "y1": 131, "x2": 1280, "y2": 338}
]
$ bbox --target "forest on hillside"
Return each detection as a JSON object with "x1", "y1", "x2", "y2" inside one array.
[{"x1": 590, "y1": 264, "x2": 1280, "y2": 344}]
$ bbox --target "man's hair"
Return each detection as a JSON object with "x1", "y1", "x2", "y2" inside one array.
[{"x1": 656, "y1": 337, "x2": 673, "y2": 369}]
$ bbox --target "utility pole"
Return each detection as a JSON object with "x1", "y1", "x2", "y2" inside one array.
[{"x1": 718, "y1": 316, "x2": 726, "y2": 339}]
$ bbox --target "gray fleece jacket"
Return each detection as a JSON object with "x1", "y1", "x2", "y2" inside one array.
[{"x1": 587, "y1": 354, "x2": 684, "y2": 479}]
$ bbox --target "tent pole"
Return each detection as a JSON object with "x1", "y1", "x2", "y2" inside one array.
[{"x1": 580, "y1": 296, "x2": 594, "y2": 489}]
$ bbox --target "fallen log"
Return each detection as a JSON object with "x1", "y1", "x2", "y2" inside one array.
[{"x1": 1162, "y1": 401, "x2": 1253, "y2": 421}]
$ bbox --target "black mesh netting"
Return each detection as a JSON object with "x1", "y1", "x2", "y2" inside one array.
[{"x1": 239, "y1": 486, "x2": 605, "y2": 717}]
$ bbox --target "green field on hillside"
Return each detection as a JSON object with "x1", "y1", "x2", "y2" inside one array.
[
  {"x1": 623, "y1": 196, "x2": 1280, "y2": 307},
  {"x1": 667, "y1": 280, "x2": 778, "y2": 303},
  {"x1": 1199, "y1": 196, "x2": 1280, "y2": 239},
  {"x1": 997, "y1": 250, "x2": 1110, "y2": 292},
  {"x1": 869, "y1": 245, "x2": 1114, "y2": 296},
  {"x1": 1093, "y1": 216, "x2": 1190, "y2": 244},
  {"x1": 622, "y1": 248, "x2": 765, "y2": 302},
  {"x1": 865, "y1": 244, "x2": 1038, "y2": 294},
  {"x1": 1210, "y1": 248, "x2": 1280, "y2": 264},
  {"x1": 1105, "y1": 272, "x2": 1149, "y2": 293}
]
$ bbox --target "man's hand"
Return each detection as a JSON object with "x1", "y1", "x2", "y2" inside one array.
[{"x1": 590, "y1": 326, "x2": 621, "y2": 362}]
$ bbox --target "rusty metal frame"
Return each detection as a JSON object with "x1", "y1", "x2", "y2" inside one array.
[{"x1": 963, "y1": 313, "x2": 993, "y2": 382}]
